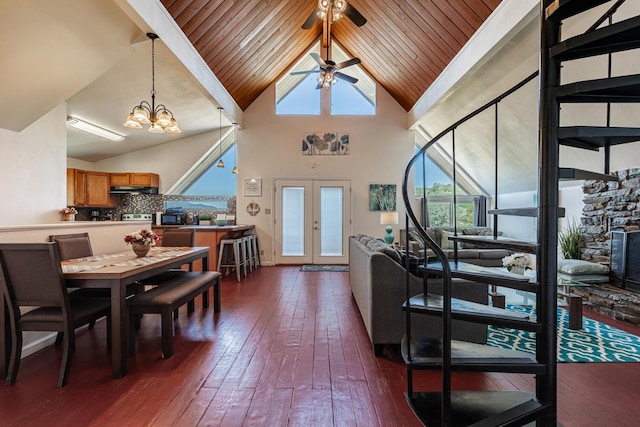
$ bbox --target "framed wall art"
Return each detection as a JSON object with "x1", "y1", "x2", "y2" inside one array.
[
  {"x1": 301, "y1": 132, "x2": 349, "y2": 155},
  {"x1": 369, "y1": 184, "x2": 397, "y2": 211},
  {"x1": 243, "y1": 178, "x2": 262, "y2": 197}
]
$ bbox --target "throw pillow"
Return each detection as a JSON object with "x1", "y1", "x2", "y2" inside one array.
[
  {"x1": 440, "y1": 230, "x2": 455, "y2": 250},
  {"x1": 558, "y1": 272, "x2": 609, "y2": 284},
  {"x1": 557, "y1": 259, "x2": 609, "y2": 275},
  {"x1": 380, "y1": 245, "x2": 402, "y2": 264}
]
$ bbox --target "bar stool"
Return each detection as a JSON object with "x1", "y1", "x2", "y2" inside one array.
[
  {"x1": 251, "y1": 234, "x2": 260, "y2": 268},
  {"x1": 242, "y1": 235, "x2": 254, "y2": 272},
  {"x1": 217, "y1": 238, "x2": 245, "y2": 281}
]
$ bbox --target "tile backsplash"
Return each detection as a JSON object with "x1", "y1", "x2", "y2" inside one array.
[{"x1": 75, "y1": 194, "x2": 236, "y2": 221}]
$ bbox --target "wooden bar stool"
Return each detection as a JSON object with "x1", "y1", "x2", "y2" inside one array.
[
  {"x1": 217, "y1": 238, "x2": 245, "y2": 281},
  {"x1": 242, "y1": 235, "x2": 254, "y2": 273}
]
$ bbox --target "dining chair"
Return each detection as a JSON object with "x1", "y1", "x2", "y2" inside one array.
[
  {"x1": 0, "y1": 242, "x2": 111, "y2": 387},
  {"x1": 140, "y1": 228, "x2": 202, "y2": 315},
  {"x1": 48, "y1": 232, "x2": 93, "y2": 260}
]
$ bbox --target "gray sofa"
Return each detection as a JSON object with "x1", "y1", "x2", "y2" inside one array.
[
  {"x1": 349, "y1": 234, "x2": 488, "y2": 356},
  {"x1": 405, "y1": 226, "x2": 510, "y2": 267}
]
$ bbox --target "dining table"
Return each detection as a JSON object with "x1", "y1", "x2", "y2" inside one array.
[{"x1": 1, "y1": 246, "x2": 211, "y2": 380}]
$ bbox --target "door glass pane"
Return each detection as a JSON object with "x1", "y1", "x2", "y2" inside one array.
[
  {"x1": 320, "y1": 187, "x2": 343, "y2": 256},
  {"x1": 282, "y1": 187, "x2": 305, "y2": 256}
]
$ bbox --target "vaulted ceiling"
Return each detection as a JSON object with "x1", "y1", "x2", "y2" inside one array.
[{"x1": 161, "y1": 0, "x2": 502, "y2": 111}]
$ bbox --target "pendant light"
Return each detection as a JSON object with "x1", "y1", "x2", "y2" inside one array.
[
  {"x1": 217, "y1": 107, "x2": 224, "y2": 168},
  {"x1": 123, "y1": 33, "x2": 181, "y2": 134},
  {"x1": 232, "y1": 122, "x2": 238, "y2": 174}
]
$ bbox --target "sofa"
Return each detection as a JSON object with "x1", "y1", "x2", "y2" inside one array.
[
  {"x1": 349, "y1": 234, "x2": 488, "y2": 356},
  {"x1": 404, "y1": 226, "x2": 510, "y2": 267}
]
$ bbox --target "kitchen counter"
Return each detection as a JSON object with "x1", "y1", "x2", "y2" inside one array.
[{"x1": 152, "y1": 224, "x2": 255, "y2": 271}]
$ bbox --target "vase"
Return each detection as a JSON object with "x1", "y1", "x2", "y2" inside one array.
[
  {"x1": 509, "y1": 266, "x2": 525, "y2": 275},
  {"x1": 132, "y1": 242, "x2": 151, "y2": 257}
]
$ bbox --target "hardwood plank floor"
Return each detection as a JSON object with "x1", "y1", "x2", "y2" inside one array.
[{"x1": 1, "y1": 266, "x2": 640, "y2": 426}]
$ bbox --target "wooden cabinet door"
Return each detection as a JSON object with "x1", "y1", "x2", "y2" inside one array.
[
  {"x1": 110, "y1": 173, "x2": 130, "y2": 186},
  {"x1": 86, "y1": 172, "x2": 113, "y2": 207},
  {"x1": 130, "y1": 173, "x2": 159, "y2": 187},
  {"x1": 66, "y1": 169, "x2": 86, "y2": 206}
]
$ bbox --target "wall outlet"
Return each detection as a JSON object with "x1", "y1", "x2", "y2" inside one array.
[
  {"x1": 265, "y1": 208, "x2": 271, "y2": 214},
  {"x1": 260, "y1": 250, "x2": 264, "y2": 255}
]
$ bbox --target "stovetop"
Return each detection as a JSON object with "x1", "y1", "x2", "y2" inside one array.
[{"x1": 121, "y1": 213, "x2": 152, "y2": 221}]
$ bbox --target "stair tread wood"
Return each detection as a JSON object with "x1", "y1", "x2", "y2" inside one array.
[
  {"x1": 556, "y1": 74, "x2": 640, "y2": 103},
  {"x1": 558, "y1": 126, "x2": 640, "y2": 150},
  {"x1": 545, "y1": 0, "x2": 611, "y2": 20},
  {"x1": 406, "y1": 390, "x2": 545, "y2": 427},
  {"x1": 550, "y1": 15, "x2": 640, "y2": 61},
  {"x1": 401, "y1": 336, "x2": 545, "y2": 374},
  {"x1": 422, "y1": 261, "x2": 539, "y2": 292},
  {"x1": 403, "y1": 293, "x2": 541, "y2": 331}
]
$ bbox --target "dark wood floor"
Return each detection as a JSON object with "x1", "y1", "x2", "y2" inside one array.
[{"x1": 1, "y1": 266, "x2": 640, "y2": 426}]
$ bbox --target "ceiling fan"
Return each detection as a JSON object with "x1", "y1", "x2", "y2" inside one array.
[
  {"x1": 301, "y1": 0, "x2": 367, "y2": 29},
  {"x1": 293, "y1": 0, "x2": 366, "y2": 89}
]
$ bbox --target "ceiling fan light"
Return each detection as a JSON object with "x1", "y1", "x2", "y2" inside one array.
[
  {"x1": 318, "y1": 0, "x2": 329, "y2": 11},
  {"x1": 217, "y1": 159, "x2": 225, "y2": 168},
  {"x1": 334, "y1": 0, "x2": 347, "y2": 12},
  {"x1": 132, "y1": 106, "x2": 150, "y2": 124},
  {"x1": 316, "y1": 10, "x2": 327, "y2": 20},
  {"x1": 123, "y1": 114, "x2": 143, "y2": 129},
  {"x1": 156, "y1": 110, "x2": 172, "y2": 127},
  {"x1": 148, "y1": 122, "x2": 165, "y2": 133}
]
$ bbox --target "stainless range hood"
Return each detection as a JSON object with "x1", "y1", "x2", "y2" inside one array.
[{"x1": 110, "y1": 186, "x2": 158, "y2": 194}]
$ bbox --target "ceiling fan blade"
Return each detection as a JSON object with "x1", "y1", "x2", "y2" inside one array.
[
  {"x1": 344, "y1": 3, "x2": 367, "y2": 27},
  {"x1": 310, "y1": 52, "x2": 327, "y2": 67},
  {"x1": 290, "y1": 69, "x2": 320, "y2": 75},
  {"x1": 334, "y1": 57, "x2": 361, "y2": 70},
  {"x1": 302, "y1": 7, "x2": 320, "y2": 29},
  {"x1": 334, "y1": 72, "x2": 358, "y2": 84}
]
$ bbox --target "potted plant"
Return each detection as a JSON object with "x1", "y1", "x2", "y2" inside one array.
[
  {"x1": 559, "y1": 219, "x2": 582, "y2": 259},
  {"x1": 199, "y1": 214, "x2": 212, "y2": 225}
]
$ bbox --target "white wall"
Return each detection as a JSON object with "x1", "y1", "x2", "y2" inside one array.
[
  {"x1": 235, "y1": 84, "x2": 413, "y2": 264},
  {"x1": 0, "y1": 104, "x2": 67, "y2": 225}
]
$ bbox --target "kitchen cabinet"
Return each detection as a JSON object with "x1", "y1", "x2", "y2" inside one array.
[
  {"x1": 66, "y1": 169, "x2": 117, "y2": 207},
  {"x1": 66, "y1": 168, "x2": 86, "y2": 206},
  {"x1": 110, "y1": 172, "x2": 159, "y2": 187}
]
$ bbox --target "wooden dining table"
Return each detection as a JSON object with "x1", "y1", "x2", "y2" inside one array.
[{"x1": 1, "y1": 246, "x2": 211, "y2": 380}]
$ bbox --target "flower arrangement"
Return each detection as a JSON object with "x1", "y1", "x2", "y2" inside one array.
[
  {"x1": 502, "y1": 253, "x2": 531, "y2": 272},
  {"x1": 124, "y1": 229, "x2": 159, "y2": 246},
  {"x1": 60, "y1": 206, "x2": 78, "y2": 215}
]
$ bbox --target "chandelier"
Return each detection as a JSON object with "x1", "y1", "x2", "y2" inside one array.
[
  {"x1": 232, "y1": 122, "x2": 238, "y2": 174},
  {"x1": 217, "y1": 107, "x2": 224, "y2": 168},
  {"x1": 124, "y1": 33, "x2": 181, "y2": 134}
]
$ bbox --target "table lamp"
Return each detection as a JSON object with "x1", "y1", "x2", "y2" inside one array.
[{"x1": 380, "y1": 211, "x2": 399, "y2": 244}]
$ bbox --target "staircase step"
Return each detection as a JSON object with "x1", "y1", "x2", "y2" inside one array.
[
  {"x1": 447, "y1": 235, "x2": 537, "y2": 254},
  {"x1": 559, "y1": 167, "x2": 617, "y2": 181},
  {"x1": 401, "y1": 336, "x2": 545, "y2": 374},
  {"x1": 558, "y1": 126, "x2": 640, "y2": 150},
  {"x1": 545, "y1": 0, "x2": 611, "y2": 20},
  {"x1": 488, "y1": 207, "x2": 565, "y2": 217},
  {"x1": 404, "y1": 294, "x2": 541, "y2": 331},
  {"x1": 422, "y1": 261, "x2": 539, "y2": 292},
  {"x1": 556, "y1": 74, "x2": 640, "y2": 103},
  {"x1": 551, "y1": 16, "x2": 640, "y2": 61},
  {"x1": 406, "y1": 391, "x2": 546, "y2": 427}
]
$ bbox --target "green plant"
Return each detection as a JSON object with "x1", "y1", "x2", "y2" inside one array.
[
  {"x1": 199, "y1": 214, "x2": 211, "y2": 220},
  {"x1": 559, "y1": 219, "x2": 582, "y2": 259}
]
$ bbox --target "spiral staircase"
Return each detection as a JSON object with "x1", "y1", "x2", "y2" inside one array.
[{"x1": 400, "y1": 1, "x2": 640, "y2": 425}]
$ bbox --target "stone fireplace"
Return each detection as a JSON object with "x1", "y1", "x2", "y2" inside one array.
[{"x1": 577, "y1": 168, "x2": 640, "y2": 324}]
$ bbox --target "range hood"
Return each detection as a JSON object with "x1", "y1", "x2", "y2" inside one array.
[{"x1": 110, "y1": 186, "x2": 158, "y2": 195}]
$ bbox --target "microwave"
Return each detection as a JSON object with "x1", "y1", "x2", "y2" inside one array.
[{"x1": 161, "y1": 214, "x2": 183, "y2": 225}]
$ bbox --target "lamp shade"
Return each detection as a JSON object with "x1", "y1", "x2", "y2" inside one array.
[{"x1": 380, "y1": 211, "x2": 399, "y2": 225}]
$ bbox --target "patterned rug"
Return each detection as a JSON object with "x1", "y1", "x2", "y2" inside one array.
[
  {"x1": 487, "y1": 304, "x2": 640, "y2": 362},
  {"x1": 300, "y1": 265, "x2": 349, "y2": 272}
]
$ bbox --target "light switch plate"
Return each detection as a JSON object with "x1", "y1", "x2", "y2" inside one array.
[{"x1": 265, "y1": 208, "x2": 271, "y2": 214}]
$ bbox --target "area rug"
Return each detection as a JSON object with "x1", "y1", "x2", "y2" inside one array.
[
  {"x1": 487, "y1": 304, "x2": 640, "y2": 362},
  {"x1": 300, "y1": 265, "x2": 349, "y2": 272}
]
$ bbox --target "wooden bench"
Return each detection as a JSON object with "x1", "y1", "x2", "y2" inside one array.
[{"x1": 127, "y1": 271, "x2": 222, "y2": 358}]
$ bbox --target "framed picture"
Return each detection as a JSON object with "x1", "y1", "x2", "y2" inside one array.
[
  {"x1": 243, "y1": 178, "x2": 262, "y2": 197},
  {"x1": 369, "y1": 184, "x2": 397, "y2": 211},
  {"x1": 301, "y1": 132, "x2": 350, "y2": 155}
]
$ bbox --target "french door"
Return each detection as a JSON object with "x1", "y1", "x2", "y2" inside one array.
[{"x1": 274, "y1": 180, "x2": 351, "y2": 265}]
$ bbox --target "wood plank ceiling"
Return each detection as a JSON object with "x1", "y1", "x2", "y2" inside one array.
[{"x1": 162, "y1": 0, "x2": 501, "y2": 111}]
